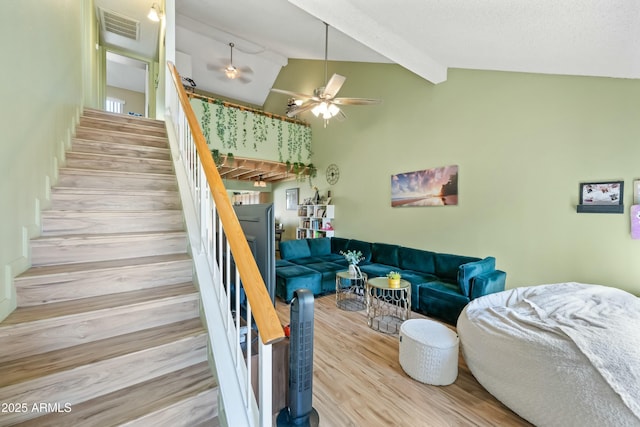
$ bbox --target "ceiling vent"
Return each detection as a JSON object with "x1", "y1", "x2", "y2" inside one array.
[{"x1": 99, "y1": 7, "x2": 139, "y2": 40}]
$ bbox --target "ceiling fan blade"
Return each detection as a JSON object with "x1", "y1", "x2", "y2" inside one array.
[
  {"x1": 270, "y1": 88, "x2": 316, "y2": 100},
  {"x1": 238, "y1": 66, "x2": 253, "y2": 75},
  {"x1": 322, "y1": 74, "x2": 346, "y2": 99},
  {"x1": 332, "y1": 97, "x2": 382, "y2": 106},
  {"x1": 238, "y1": 76, "x2": 252, "y2": 84},
  {"x1": 286, "y1": 101, "x2": 319, "y2": 118}
]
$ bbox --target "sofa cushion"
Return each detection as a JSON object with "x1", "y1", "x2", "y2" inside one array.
[
  {"x1": 304, "y1": 261, "x2": 345, "y2": 281},
  {"x1": 434, "y1": 253, "x2": 480, "y2": 281},
  {"x1": 458, "y1": 257, "x2": 496, "y2": 296},
  {"x1": 280, "y1": 239, "x2": 311, "y2": 260},
  {"x1": 345, "y1": 239, "x2": 372, "y2": 262},
  {"x1": 308, "y1": 237, "x2": 332, "y2": 256},
  {"x1": 418, "y1": 281, "x2": 471, "y2": 325},
  {"x1": 371, "y1": 243, "x2": 400, "y2": 267},
  {"x1": 275, "y1": 264, "x2": 322, "y2": 302},
  {"x1": 398, "y1": 247, "x2": 436, "y2": 275},
  {"x1": 289, "y1": 256, "x2": 329, "y2": 265},
  {"x1": 398, "y1": 271, "x2": 439, "y2": 308},
  {"x1": 276, "y1": 259, "x2": 295, "y2": 268},
  {"x1": 331, "y1": 237, "x2": 350, "y2": 254},
  {"x1": 359, "y1": 263, "x2": 396, "y2": 279},
  {"x1": 319, "y1": 253, "x2": 348, "y2": 264}
]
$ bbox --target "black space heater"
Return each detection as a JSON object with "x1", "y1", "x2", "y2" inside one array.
[{"x1": 277, "y1": 289, "x2": 319, "y2": 427}]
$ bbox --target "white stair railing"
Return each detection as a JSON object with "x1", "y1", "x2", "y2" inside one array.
[{"x1": 165, "y1": 61, "x2": 284, "y2": 427}]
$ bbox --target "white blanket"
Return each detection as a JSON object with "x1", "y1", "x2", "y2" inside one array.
[{"x1": 458, "y1": 282, "x2": 640, "y2": 426}]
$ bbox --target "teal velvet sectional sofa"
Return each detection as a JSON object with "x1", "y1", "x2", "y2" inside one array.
[{"x1": 276, "y1": 237, "x2": 506, "y2": 324}]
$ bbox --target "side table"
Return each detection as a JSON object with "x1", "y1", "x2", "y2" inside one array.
[
  {"x1": 365, "y1": 277, "x2": 411, "y2": 334},
  {"x1": 335, "y1": 270, "x2": 367, "y2": 311}
]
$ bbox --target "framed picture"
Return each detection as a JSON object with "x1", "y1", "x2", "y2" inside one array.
[
  {"x1": 286, "y1": 188, "x2": 299, "y2": 210},
  {"x1": 391, "y1": 165, "x2": 458, "y2": 207},
  {"x1": 576, "y1": 180, "x2": 624, "y2": 214},
  {"x1": 634, "y1": 180, "x2": 640, "y2": 205}
]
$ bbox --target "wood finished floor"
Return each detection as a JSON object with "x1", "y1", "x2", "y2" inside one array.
[{"x1": 275, "y1": 294, "x2": 532, "y2": 427}]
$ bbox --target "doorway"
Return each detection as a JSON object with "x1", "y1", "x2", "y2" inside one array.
[{"x1": 105, "y1": 52, "x2": 149, "y2": 117}]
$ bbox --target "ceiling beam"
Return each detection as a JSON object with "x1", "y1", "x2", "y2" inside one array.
[{"x1": 287, "y1": 0, "x2": 448, "y2": 84}]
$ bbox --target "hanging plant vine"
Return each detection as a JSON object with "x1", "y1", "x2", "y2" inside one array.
[
  {"x1": 288, "y1": 122, "x2": 302, "y2": 162},
  {"x1": 252, "y1": 114, "x2": 268, "y2": 150},
  {"x1": 214, "y1": 99, "x2": 226, "y2": 148},
  {"x1": 241, "y1": 110, "x2": 248, "y2": 148},
  {"x1": 303, "y1": 126, "x2": 313, "y2": 160},
  {"x1": 276, "y1": 120, "x2": 284, "y2": 162},
  {"x1": 226, "y1": 107, "x2": 238, "y2": 150},
  {"x1": 307, "y1": 163, "x2": 317, "y2": 187},
  {"x1": 201, "y1": 101, "x2": 212, "y2": 146},
  {"x1": 194, "y1": 94, "x2": 313, "y2": 168}
]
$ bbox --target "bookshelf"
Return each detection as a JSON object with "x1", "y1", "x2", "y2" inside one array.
[{"x1": 296, "y1": 204, "x2": 335, "y2": 239}]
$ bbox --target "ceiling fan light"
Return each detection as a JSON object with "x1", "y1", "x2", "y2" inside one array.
[
  {"x1": 225, "y1": 66, "x2": 238, "y2": 79},
  {"x1": 294, "y1": 99, "x2": 303, "y2": 106},
  {"x1": 312, "y1": 102, "x2": 328, "y2": 117},
  {"x1": 327, "y1": 103, "x2": 340, "y2": 117}
]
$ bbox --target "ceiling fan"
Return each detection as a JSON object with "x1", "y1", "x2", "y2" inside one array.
[
  {"x1": 271, "y1": 22, "x2": 381, "y2": 123},
  {"x1": 207, "y1": 42, "x2": 253, "y2": 83}
]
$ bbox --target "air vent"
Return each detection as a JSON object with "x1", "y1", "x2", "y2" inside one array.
[{"x1": 99, "y1": 8, "x2": 139, "y2": 40}]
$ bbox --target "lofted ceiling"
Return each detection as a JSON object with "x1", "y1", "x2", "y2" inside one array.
[
  {"x1": 97, "y1": 0, "x2": 640, "y2": 181},
  {"x1": 99, "y1": 0, "x2": 640, "y2": 107}
]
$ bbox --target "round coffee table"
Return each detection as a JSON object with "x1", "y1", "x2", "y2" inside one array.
[
  {"x1": 335, "y1": 270, "x2": 367, "y2": 311},
  {"x1": 365, "y1": 277, "x2": 411, "y2": 334}
]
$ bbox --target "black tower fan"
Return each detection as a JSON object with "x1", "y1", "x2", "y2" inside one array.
[{"x1": 277, "y1": 289, "x2": 319, "y2": 426}]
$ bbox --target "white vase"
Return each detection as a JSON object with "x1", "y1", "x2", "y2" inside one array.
[{"x1": 349, "y1": 264, "x2": 360, "y2": 278}]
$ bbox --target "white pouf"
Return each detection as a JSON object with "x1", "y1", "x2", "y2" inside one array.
[{"x1": 399, "y1": 319, "x2": 459, "y2": 385}]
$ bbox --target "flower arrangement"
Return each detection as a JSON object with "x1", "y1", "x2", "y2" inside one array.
[{"x1": 340, "y1": 250, "x2": 364, "y2": 265}]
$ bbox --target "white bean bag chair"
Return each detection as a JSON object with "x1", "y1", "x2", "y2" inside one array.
[{"x1": 457, "y1": 282, "x2": 640, "y2": 427}]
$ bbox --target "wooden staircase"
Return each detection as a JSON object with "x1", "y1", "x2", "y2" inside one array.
[{"x1": 0, "y1": 109, "x2": 219, "y2": 426}]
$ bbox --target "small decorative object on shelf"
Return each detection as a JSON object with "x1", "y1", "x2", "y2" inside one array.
[
  {"x1": 387, "y1": 271, "x2": 402, "y2": 288},
  {"x1": 297, "y1": 204, "x2": 335, "y2": 238}
]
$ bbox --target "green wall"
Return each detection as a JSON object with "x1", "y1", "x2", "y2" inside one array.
[
  {"x1": 0, "y1": 0, "x2": 92, "y2": 321},
  {"x1": 267, "y1": 60, "x2": 640, "y2": 295}
]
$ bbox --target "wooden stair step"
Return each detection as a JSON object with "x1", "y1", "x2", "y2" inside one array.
[
  {"x1": 50, "y1": 188, "x2": 181, "y2": 211},
  {"x1": 0, "y1": 320, "x2": 207, "y2": 425},
  {"x1": 41, "y1": 210, "x2": 184, "y2": 236},
  {"x1": 82, "y1": 108, "x2": 166, "y2": 130},
  {"x1": 57, "y1": 168, "x2": 178, "y2": 191},
  {"x1": 79, "y1": 116, "x2": 167, "y2": 138},
  {"x1": 71, "y1": 138, "x2": 170, "y2": 160},
  {"x1": 75, "y1": 127, "x2": 168, "y2": 149},
  {"x1": 12, "y1": 362, "x2": 218, "y2": 427},
  {"x1": 0, "y1": 283, "x2": 200, "y2": 363},
  {"x1": 65, "y1": 151, "x2": 174, "y2": 175},
  {"x1": 30, "y1": 231, "x2": 187, "y2": 266},
  {"x1": 117, "y1": 387, "x2": 218, "y2": 427},
  {"x1": 15, "y1": 254, "x2": 193, "y2": 306},
  {"x1": 0, "y1": 109, "x2": 216, "y2": 426}
]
